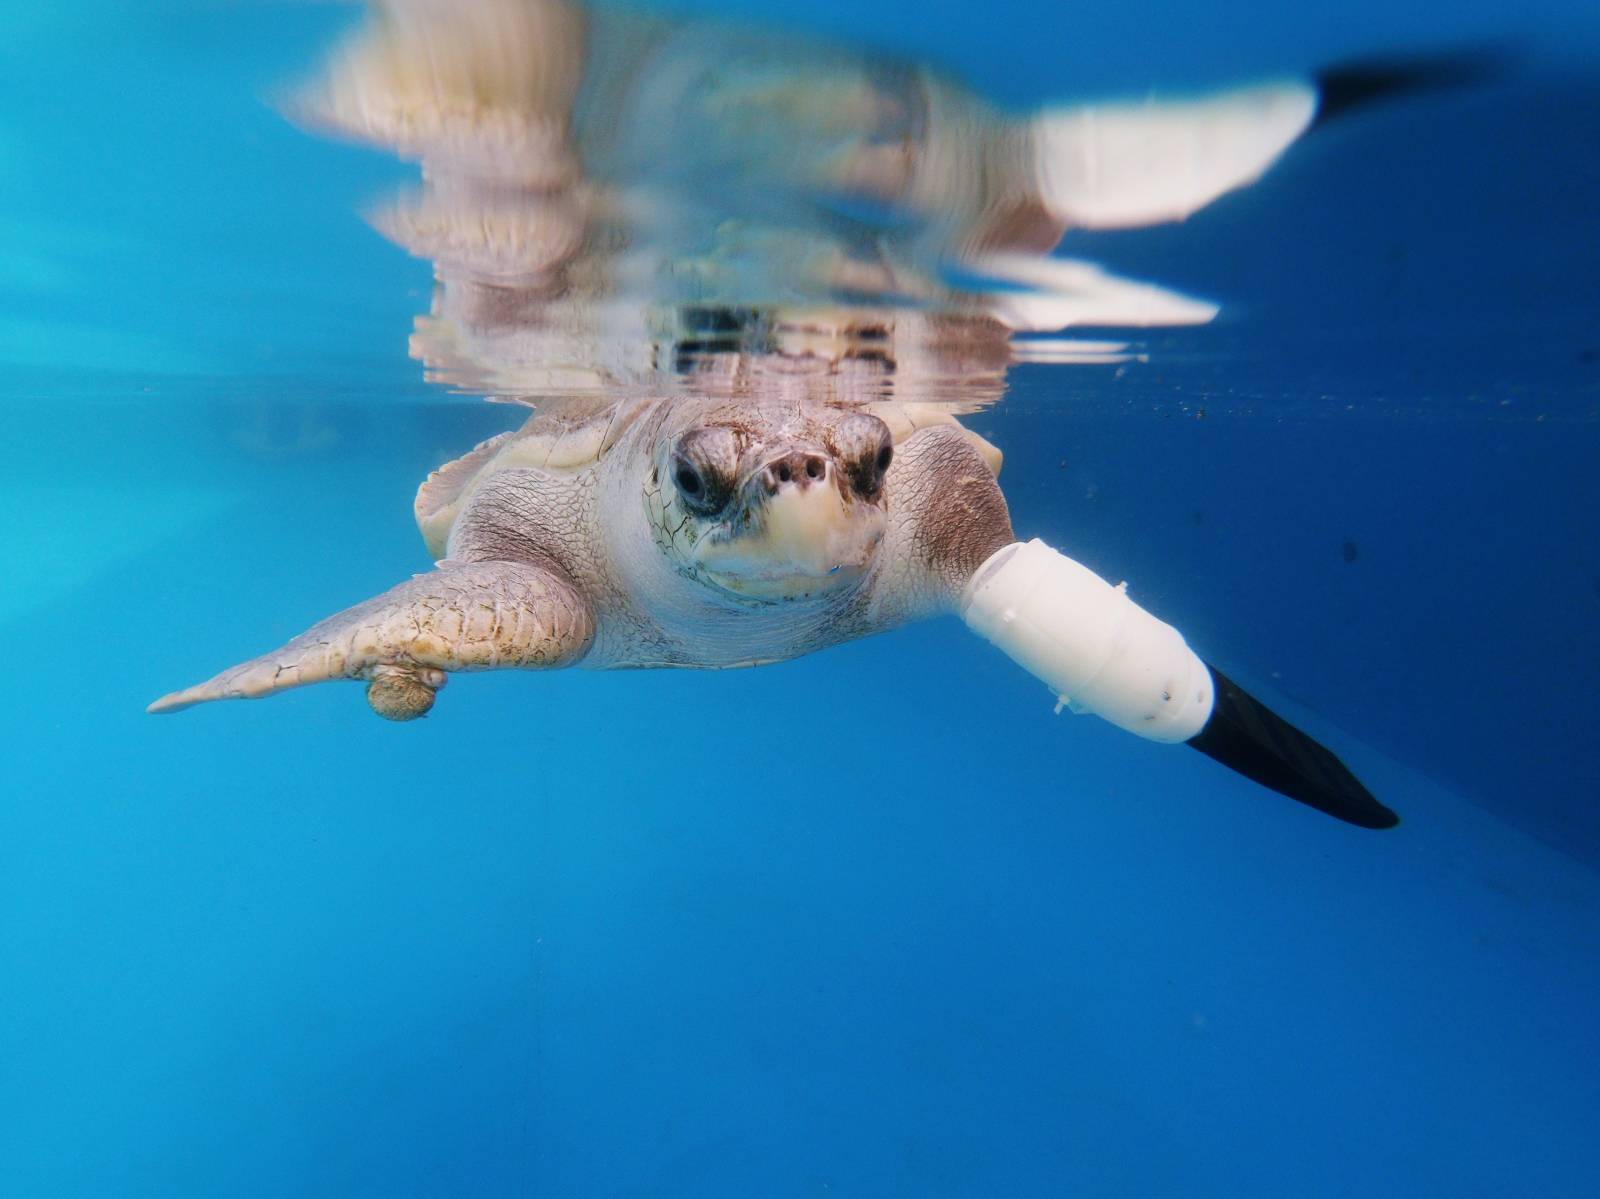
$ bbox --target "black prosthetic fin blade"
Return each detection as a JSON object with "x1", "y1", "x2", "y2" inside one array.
[
  {"x1": 1188, "y1": 666, "x2": 1399, "y2": 830},
  {"x1": 1312, "y1": 50, "x2": 1506, "y2": 131}
]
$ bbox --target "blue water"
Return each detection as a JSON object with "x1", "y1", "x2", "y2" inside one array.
[{"x1": 3, "y1": 1, "x2": 1599, "y2": 1195}]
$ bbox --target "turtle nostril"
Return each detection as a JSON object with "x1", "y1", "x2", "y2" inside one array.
[{"x1": 768, "y1": 452, "x2": 830, "y2": 488}]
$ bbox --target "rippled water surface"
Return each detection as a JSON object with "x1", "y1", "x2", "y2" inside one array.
[{"x1": 3, "y1": 1, "x2": 1599, "y2": 1195}]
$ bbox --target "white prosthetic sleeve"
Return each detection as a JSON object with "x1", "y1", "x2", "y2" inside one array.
[{"x1": 960, "y1": 539, "x2": 1214, "y2": 743}]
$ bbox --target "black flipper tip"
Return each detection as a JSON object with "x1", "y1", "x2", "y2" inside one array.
[
  {"x1": 1312, "y1": 48, "x2": 1510, "y2": 132},
  {"x1": 1187, "y1": 665, "x2": 1399, "y2": 830}
]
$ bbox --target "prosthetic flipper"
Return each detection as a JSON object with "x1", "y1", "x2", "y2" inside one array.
[
  {"x1": 1187, "y1": 666, "x2": 1398, "y2": 829},
  {"x1": 961, "y1": 540, "x2": 1396, "y2": 829},
  {"x1": 1311, "y1": 50, "x2": 1504, "y2": 132}
]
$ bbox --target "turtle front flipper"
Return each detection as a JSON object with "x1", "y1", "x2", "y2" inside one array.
[{"x1": 148, "y1": 559, "x2": 595, "y2": 720}]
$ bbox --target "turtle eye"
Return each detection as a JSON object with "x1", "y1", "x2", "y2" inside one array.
[
  {"x1": 853, "y1": 437, "x2": 893, "y2": 495},
  {"x1": 670, "y1": 428, "x2": 738, "y2": 514},
  {"x1": 834, "y1": 411, "x2": 894, "y2": 497}
]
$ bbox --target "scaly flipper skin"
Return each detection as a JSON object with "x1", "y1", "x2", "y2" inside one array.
[
  {"x1": 885, "y1": 423, "x2": 1017, "y2": 609},
  {"x1": 147, "y1": 559, "x2": 594, "y2": 720}
]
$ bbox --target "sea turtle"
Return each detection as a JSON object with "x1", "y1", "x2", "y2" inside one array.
[
  {"x1": 148, "y1": 394, "x2": 1397, "y2": 829},
  {"x1": 146, "y1": 395, "x2": 1007, "y2": 713}
]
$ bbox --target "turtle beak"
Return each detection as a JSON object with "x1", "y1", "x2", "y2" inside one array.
[{"x1": 692, "y1": 447, "x2": 884, "y2": 598}]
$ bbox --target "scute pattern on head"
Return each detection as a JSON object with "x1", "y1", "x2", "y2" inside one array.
[
  {"x1": 643, "y1": 456, "x2": 708, "y2": 581},
  {"x1": 632, "y1": 397, "x2": 896, "y2": 605}
]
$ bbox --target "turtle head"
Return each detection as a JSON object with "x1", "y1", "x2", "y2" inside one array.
[{"x1": 647, "y1": 406, "x2": 893, "y2": 602}]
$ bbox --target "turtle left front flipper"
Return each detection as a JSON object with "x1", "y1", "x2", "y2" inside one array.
[{"x1": 147, "y1": 559, "x2": 595, "y2": 720}]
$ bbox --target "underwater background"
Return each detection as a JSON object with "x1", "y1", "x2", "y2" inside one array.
[{"x1": 2, "y1": 0, "x2": 1599, "y2": 1195}]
